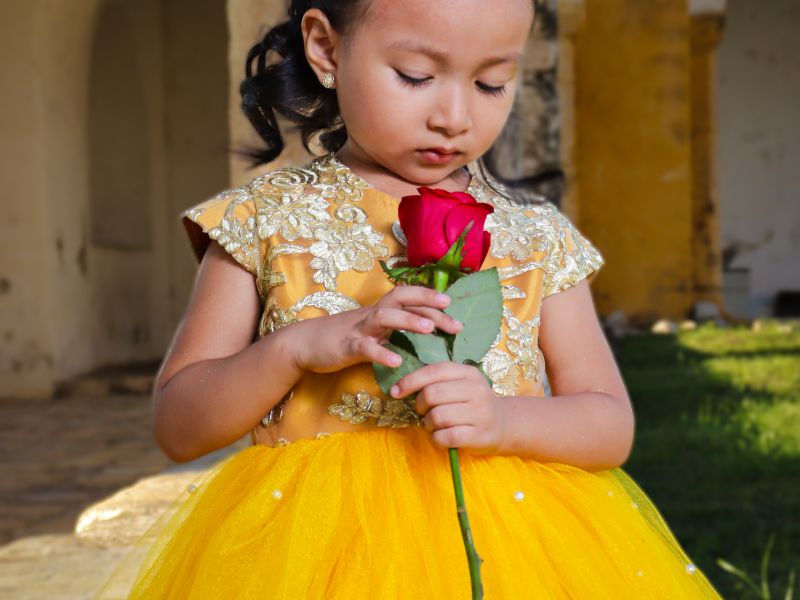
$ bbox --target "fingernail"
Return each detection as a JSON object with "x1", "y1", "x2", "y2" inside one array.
[
  {"x1": 390, "y1": 385, "x2": 400, "y2": 397},
  {"x1": 435, "y1": 293, "x2": 449, "y2": 303},
  {"x1": 420, "y1": 318, "x2": 433, "y2": 328},
  {"x1": 454, "y1": 320, "x2": 464, "y2": 328}
]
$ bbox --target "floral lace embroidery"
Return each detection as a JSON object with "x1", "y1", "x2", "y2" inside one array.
[
  {"x1": 504, "y1": 309, "x2": 541, "y2": 382},
  {"x1": 185, "y1": 186, "x2": 261, "y2": 276},
  {"x1": 255, "y1": 186, "x2": 331, "y2": 241},
  {"x1": 479, "y1": 308, "x2": 542, "y2": 397},
  {"x1": 252, "y1": 157, "x2": 388, "y2": 294},
  {"x1": 188, "y1": 153, "x2": 602, "y2": 428},
  {"x1": 258, "y1": 291, "x2": 361, "y2": 339},
  {"x1": 540, "y1": 208, "x2": 605, "y2": 296},
  {"x1": 308, "y1": 216, "x2": 389, "y2": 291},
  {"x1": 467, "y1": 176, "x2": 604, "y2": 297},
  {"x1": 328, "y1": 390, "x2": 422, "y2": 427}
]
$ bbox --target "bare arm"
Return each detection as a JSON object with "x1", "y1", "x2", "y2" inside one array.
[
  {"x1": 153, "y1": 240, "x2": 463, "y2": 463},
  {"x1": 496, "y1": 280, "x2": 635, "y2": 471},
  {"x1": 152, "y1": 241, "x2": 304, "y2": 463}
]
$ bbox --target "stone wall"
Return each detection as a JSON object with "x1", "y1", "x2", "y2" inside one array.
[
  {"x1": 4, "y1": 0, "x2": 798, "y2": 397},
  {"x1": 0, "y1": 0, "x2": 229, "y2": 398},
  {"x1": 717, "y1": 0, "x2": 800, "y2": 317}
]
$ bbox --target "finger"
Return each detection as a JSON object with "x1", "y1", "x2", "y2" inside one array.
[
  {"x1": 350, "y1": 337, "x2": 404, "y2": 368},
  {"x1": 431, "y1": 425, "x2": 476, "y2": 449},
  {"x1": 414, "y1": 381, "x2": 465, "y2": 416},
  {"x1": 385, "y1": 285, "x2": 451, "y2": 310},
  {"x1": 392, "y1": 363, "x2": 446, "y2": 400},
  {"x1": 424, "y1": 402, "x2": 471, "y2": 431},
  {"x1": 404, "y1": 306, "x2": 464, "y2": 335},
  {"x1": 391, "y1": 362, "x2": 462, "y2": 400},
  {"x1": 366, "y1": 306, "x2": 438, "y2": 336}
]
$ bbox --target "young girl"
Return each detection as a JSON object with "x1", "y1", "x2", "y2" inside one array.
[{"x1": 101, "y1": 0, "x2": 723, "y2": 597}]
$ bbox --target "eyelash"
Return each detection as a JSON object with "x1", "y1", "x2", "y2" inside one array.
[{"x1": 395, "y1": 70, "x2": 507, "y2": 97}]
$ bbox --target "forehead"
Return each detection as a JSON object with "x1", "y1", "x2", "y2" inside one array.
[{"x1": 356, "y1": 0, "x2": 533, "y2": 63}]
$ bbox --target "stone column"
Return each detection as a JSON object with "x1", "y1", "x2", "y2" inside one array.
[
  {"x1": 689, "y1": 0, "x2": 726, "y2": 308},
  {"x1": 492, "y1": 0, "x2": 562, "y2": 203},
  {"x1": 569, "y1": 0, "x2": 695, "y2": 323},
  {"x1": 557, "y1": 0, "x2": 586, "y2": 219}
]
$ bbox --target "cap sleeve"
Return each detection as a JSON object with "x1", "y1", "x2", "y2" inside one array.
[
  {"x1": 542, "y1": 205, "x2": 605, "y2": 297},
  {"x1": 180, "y1": 185, "x2": 263, "y2": 277}
]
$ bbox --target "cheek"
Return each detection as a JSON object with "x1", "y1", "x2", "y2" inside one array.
[
  {"x1": 483, "y1": 96, "x2": 516, "y2": 133},
  {"x1": 338, "y1": 70, "x2": 417, "y2": 130}
]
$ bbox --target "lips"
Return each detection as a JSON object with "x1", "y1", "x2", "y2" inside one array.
[
  {"x1": 417, "y1": 148, "x2": 461, "y2": 165},
  {"x1": 422, "y1": 147, "x2": 460, "y2": 155}
]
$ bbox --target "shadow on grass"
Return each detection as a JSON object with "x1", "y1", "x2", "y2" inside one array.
[{"x1": 614, "y1": 327, "x2": 800, "y2": 599}]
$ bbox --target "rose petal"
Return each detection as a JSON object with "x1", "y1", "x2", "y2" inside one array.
[
  {"x1": 443, "y1": 203, "x2": 494, "y2": 270},
  {"x1": 450, "y1": 192, "x2": 477, "y2": 204},
  {"x1": 398, "y1": 195, "x2": 452, "y2": 266}
]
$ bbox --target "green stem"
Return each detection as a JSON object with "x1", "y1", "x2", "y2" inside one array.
[
  {"x1": 433, "y1": 268, "x2": 483, "y2": 599},
  {"x1": 432, "y1": 268, "x2": 450, "y2": 294},
  {"x1": 449, "y1": 448, "x2": 483, "y2": 599}
]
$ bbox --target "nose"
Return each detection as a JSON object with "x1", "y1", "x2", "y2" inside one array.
[{"x1": 427, "y1": 81, "x2": 472, "y2": 137}]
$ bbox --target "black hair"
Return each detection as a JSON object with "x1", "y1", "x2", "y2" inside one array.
[{"x1": 240, "y1": 0, "x2": 556, "y2": 205}]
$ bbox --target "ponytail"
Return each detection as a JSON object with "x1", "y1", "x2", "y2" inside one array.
[{"x1": 239, "y1": 1, "x2": 368, "y2": 166}]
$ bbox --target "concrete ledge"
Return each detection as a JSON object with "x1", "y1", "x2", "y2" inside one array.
[
  {"x1": 74, "y1": 438, "x2": 248, "y2": 547},
  {"x1": 0, "y1": 438, "x2": 248, "y2": 599}
]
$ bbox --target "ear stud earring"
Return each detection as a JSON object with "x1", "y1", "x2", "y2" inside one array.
[{"x1": 321, "y1": 72, "x2": 336, "y2": 89}]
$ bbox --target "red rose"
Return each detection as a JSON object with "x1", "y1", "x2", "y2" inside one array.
[{"x1": 398, "y1": 187, "x2": 494, "y2": 271}]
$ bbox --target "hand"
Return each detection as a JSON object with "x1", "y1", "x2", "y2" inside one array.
[
  {"x1": 390, "y1": 362, "x2": 507, "y2": 454},
  {"x1": 291, "y1": 285, "x2": 464, "y2": 374}
]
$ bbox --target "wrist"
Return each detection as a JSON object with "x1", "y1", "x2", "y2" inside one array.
[{"x1": 272, "y1": 320, "x2": 309, "y2": 375}]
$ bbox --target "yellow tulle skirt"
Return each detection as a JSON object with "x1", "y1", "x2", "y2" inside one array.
[{"x1": 99, "y1": 427, "x2": 722, "y2": 599}]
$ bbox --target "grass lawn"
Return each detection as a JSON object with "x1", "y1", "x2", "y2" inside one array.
[{"x1": 616, "y1": 321, "x2": 799, "y2": 599}]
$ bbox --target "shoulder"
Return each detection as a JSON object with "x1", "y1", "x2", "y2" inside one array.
[
  {"x1": 528, "y1": 201, "x2": 605, "y2": 297},
  {"x1": 179, "y1": 156, "x2": 328, "y2": 275},
  {"x1": 187, "y1": 155, "x2": 327, "y2": 219},
  {"x1": 473, "y1": 177, "x2": 604, "y2": 296}
]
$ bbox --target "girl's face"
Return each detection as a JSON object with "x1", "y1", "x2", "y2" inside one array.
[{"x1": 304, "y1": 0, "x2": 534, "y2": 188}]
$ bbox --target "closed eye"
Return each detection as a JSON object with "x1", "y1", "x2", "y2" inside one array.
[
  {"x1": 476, "y1": 81, "x2": 507, "y2": 97},
  {"x1": 395, "y1": 70, "x2": 432, "y2": 87},
  {"x1": 395, "y1": 70, "x2": 508, "y2": 97}
]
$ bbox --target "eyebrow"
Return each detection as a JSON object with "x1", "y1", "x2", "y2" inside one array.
[{"x1": 388, "y1": 40, "x2": 522, "y2": 68}]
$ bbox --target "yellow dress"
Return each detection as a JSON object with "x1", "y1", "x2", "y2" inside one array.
[{"x1": 102, "y1": 152, "x2": 723, "y2": 598}]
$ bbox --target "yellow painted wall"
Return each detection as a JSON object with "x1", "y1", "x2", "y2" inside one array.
[
  {"x1": 689, "y1": 14, "x2": 724, "y2": 307},
  {"x1": 569, "y1": 0, "x2": 695, "y2": 323}
]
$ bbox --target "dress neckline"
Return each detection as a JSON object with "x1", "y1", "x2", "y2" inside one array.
[{"x1": 325, "y1": 151, "x2": 479, "y2": 202}]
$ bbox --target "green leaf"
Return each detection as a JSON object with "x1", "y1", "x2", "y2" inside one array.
[
  {"x1": 388, "y1": 331, "x2": 417, "y2": 357},
  {"x1": 372, "y1": 343, "x2": 425, "y2": 400},
  {"x1": 444, "y1": 268, "x2": 503, "y2": 363},
  {"x1": 784, "y1": 569, "x2": 795, "y2": 600},
  {"x1": 761, "y1": 534, "x2": 774, "y2": 600},
  {"x1": 716, "y1": 558, "x2": 762, "y2": 596},
  {"x1": 441, "y1": 332, "x2": 456, "y2": 356},
  {"x1": 403, "y1": 331, "x2": 451, "y2": 364}
]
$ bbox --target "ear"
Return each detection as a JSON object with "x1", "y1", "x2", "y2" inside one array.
[{"x1": 300, "y1": 9, "x2": 340, "y2": 82}]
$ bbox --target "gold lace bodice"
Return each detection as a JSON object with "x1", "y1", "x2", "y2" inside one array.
[{"x1": 181, "y1": 152, "x2": 604, "y2": 447}]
